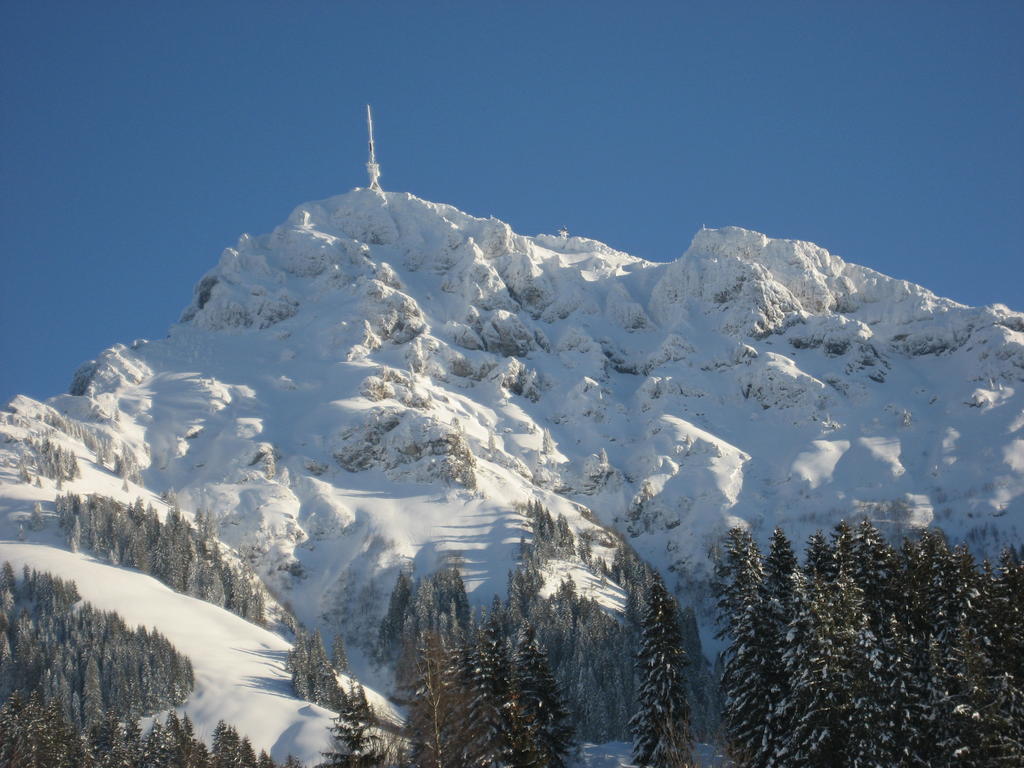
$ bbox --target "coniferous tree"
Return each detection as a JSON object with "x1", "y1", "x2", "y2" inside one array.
[
  {"x1": 56, "y1": 492, "x2": 271, "y2": 625},
  {"x1": 714, "y1": 527, "x2": 765, "y2": 764},
  {"x1": 802, "y1": 530, "x2": 831, "y2": 580},
  {"x1": 82, "y1": 654, "x2": 104, "y2": 730},
  {"x1": 0, "y1": 691, "x2": 82, "y2": 768},
  {"x1": 378, "y1": 570, "x2": 413, "y2": 663},
  {"x1": 715, "y1": 521, "x2": 1024, "y2": 767},
  {"x1": 630, "y1": 577, "x2": 693, "y2": 768},
  {"x1": 465, "y1": 612, "x2": 520, "y2": 768},
  {"x1": 320, "y1": 683, "x2": 383, "y2": 768},
  {"x1": 512, "y1": 621, "x2": 574, "y2": 768},
  {"x1": 776, "y1": 569, "x2": 875, "y2": 766},
  {"x1": 29, "y1": 502, "x2": 45, "y2": 531},
  {"x1": 849, "y1": 518, "x2": 899, "y2": 634},
  {"x1": 747, "y1": 527, "x2": 798, "y2": 768},
  {"x1": 846, "y1": 622, "x2": 902, "y2": 768},
  {"x1": 331, "y1": 633, "x2": 350, "y2": 674},
  {"x1": 212, "y1": 720, "x2": 243, "y2": 768}
]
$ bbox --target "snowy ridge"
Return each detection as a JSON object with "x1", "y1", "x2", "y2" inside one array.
[{"x1": 2, "y1": 188, "x2": 1023, "y2": 751}]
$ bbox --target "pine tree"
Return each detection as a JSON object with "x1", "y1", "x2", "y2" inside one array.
[
  {"x1": 846, "y1": 622, "x2": 903, "y2": 768},
  {"x1": 849, "y1": 518, "x2": 898, "y2": 634},
  {"x1": 747, "y1": 527, "x2": 798, "y2": 767},
  {"x1": 212, "y1": 720, "x2": 242, "y2": 768},
  {"x1": 83, "y1": 654, "x2": 104, "y2": 729},
  {"x1": 320, "y1": 683, "x2": 382, "y2": 768},
  {"x1": 630, "y1": 577, "x2": 693, "y2": 768},
  {"x1": 331, "y1": 633, "x2": 350, "y2": 674},
  {"x1": 802, "y1": 530, "x2": 831, "y2": 580},
  {"x1": 378, "y1": 570, "x2": 413, "y2": 662},
  {"x1": 775, "y1": 571, "x2": 864, "y2": 767},
  {"x1": 512, "y1": 621, "x2": 574, "y2": 768},
  {"x1": 29, "y1": 502, "x2": 45, "y2": 531},
  {"x1": 464, "y1": 613, "x2": 520, "y2": 768},
  {"x1": 238, "y1": 737, "x2": 258, "y2": 768},
  {"x1": 714, "y1": 527, "x2": 765, "y2": 765}
]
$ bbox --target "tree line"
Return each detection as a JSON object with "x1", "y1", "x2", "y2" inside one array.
[
  {"x1": 0, "y1": 563, "x2": 193, "y2": 732},
  {"x1": 0, "y1": 564, "x2": 304, "y2": 768},
  {"x1": 0, "y1": 693, "x2": 303, "y2": 768},
  {"x1": 56, "y1": 493, "x2": 270, "y2": 625},
  {"x1": 318, "y1": 565, "x2": 698, "y2": 767},
  {"x1": 715, "y1": 520, "x2": 1024, "y2": 767},
  {"x1": 369, "y1": 501, "x2": 715, "y2": 745},
  {"x1": 302, "y1": 499, "x2": 708, "y2": 767}
]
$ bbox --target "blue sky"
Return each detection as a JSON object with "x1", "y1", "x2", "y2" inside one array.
[{"x1": 2, "y1": 1, "x2": 1022, "y2": 404}]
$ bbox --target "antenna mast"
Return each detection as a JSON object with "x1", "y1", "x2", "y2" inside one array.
[{"x1": 366, "y1": 104, "x2": 382, "y2": 192}]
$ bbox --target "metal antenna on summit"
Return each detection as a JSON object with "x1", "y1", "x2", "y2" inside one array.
[{"x1": 366, "y1": 104, "x2": 382, "y2": 192}]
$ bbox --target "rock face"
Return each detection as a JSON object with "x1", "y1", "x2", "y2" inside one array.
[{"x1": 3, "y1": 189, "x2": 1023, "y2": 638}]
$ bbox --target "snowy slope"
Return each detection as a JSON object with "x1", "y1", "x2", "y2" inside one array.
[
  {"x1": 3, "y1": 186, "x2": 1022, "y2": 658},
  {"x1": 0, "y1": 540, "x2": 394, "y2": 764}
]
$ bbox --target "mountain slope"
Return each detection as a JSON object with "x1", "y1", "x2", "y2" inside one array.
[
  {"x1": 3, "y1": 187, "x2": 1022, "y2": 649},
  {"x1": 0, "y1": 541, "x2": 347, "y2": 763}
]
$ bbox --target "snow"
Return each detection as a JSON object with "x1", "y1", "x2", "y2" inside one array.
[
  {"x1": 2, "y1": 186, "x2": 1023, "y2": 752},
  {"x1": 1004, "y1": 439, "x2": 1024, "y2": 473},
  {"x1": 791, "y1": 440, "x2": 850, "y2": 489},
  {"x1": 572, "y1": 741, "x2": 730, "y2": 767},
  {"x1": 0, "y1": 541, "x2": 392, "y2": 764}
]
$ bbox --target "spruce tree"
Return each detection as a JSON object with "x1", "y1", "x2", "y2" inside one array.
[
  {"x1": 776, "y1": 571, "x2": 864, "y2": 767},
  {"x1": 212, "y1": 720, "x2": 242, "y2": 768},
  {"x1": 714, "y1": 527, "x2": 765, "y2": 764},
  {"x1": 849, "y1": 519, "x2": 898, "y2": 632},
  {"x1": 802, "y1": 530, "x2": 831, "y2": 580},
  {"x1": 320, "y1": 683, "x2": 382, "y2": 768},
  {"x1": 748, "y1": 527, "x2": 798, "y2": 767},
  {"x1": 512, "y1": 621, "x2": 574, "y2": 768},
  {"x1": 465, "y1": 613, "x2": 520, "y2": 768},
  {"x1": 630, "y1": 577, "x2": 693, "y2": 768},
  {"x1": 331, "y1": 633, "x2": 350, "y2": 674},
  {"x1": 378, "y1": 570, "x2": 413, "y2": 662}
]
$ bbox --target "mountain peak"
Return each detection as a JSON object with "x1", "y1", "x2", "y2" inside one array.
[{"x1": 18, "y1": 187, "x2": 1024, "y2": 630}]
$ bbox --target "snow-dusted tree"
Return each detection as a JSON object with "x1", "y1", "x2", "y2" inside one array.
[
  {"x1": 936, "y1": 620, "x2": 1024, "y2": 766},
  {"x1": 991, "y1": 549, "x2": 1024, "y2": 681},
  {"x1": 845, "y1": 621, "x2": 905, "y2": 768},
  {"x1": 849, "y1": 518, "x2": 898, "y2": 635},
  {"x1": 802, "y1": 529, "x2": 831, "y2": 580},
  {"x1": 465, "y1": 613, "x2": 520, "y2": 768},
  {"x1": 82, "y1": 654, "x2": 104, "y2": 730},
  {"x1": 377, "y1": 569, "x2": 413, "y2": 662},
  {"x1": 512, "y1": 620, "x2": 574, "y2": 768},
  {"x1": 331, "y1": 633, "x2": 350, "y2": 674},
  {"x1": 829, "y1": 519, "x2": 856, "y2": 578},
  {"x1": 542, "y1": 427, "x2": 555, "y2": 455},
  {"x1": 630, "y1": 576, "x2": 693, "y2": 768},
  {"x1": 287, "y1": 629, "x2": 343, "y2": 710},
  {"x1": 29, "y1": 502, "x2": 45, "y2": 531},
  {"x1": 212, "y1": 719, "x2": 243, "y2": 767},
  {"x1": 0, "y1": 691, "x2": 83, "y2": 768},
  {"x1": 744, "y1": 527, "x2": 798, "y2": 767},
  {"x1": 775, "y1": 571, "x2": 864, "y2": 767},
  {"x1": 714, "y1": 527, "x2": 765, "y2": 764},
  {"x1": 320, "y1": 683, "x2": 383, "y2": 768}
]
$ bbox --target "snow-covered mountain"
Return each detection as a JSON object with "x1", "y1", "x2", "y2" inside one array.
[{"x1": 2, "y1": 187, "x2": 1022, "y2": 757}]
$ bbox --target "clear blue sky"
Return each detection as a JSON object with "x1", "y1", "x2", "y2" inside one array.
[{"x1": 2, "y1": 1, "x2": 1022, "y2": 404}]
